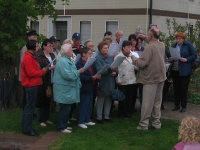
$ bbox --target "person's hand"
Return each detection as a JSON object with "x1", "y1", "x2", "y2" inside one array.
[
  {"x1": 78, "y1": 68, "x2": 85, "y2": 73},
  {"x1": 131, "y1": 55, "x2": 136, "y2": 60},
  {"x1": 169, "y1": 57, "x2": 174, "y2": 62},
  {"x1": 42, "y1": 67, "x2": 48, "y2": 73},
  {"x1": 117, "y1": 82, "x2": 122, "y2": 86},
  {"x1": 137, "y1": 34, "x2": 147, "y2": 39},
  {"x1": 49, "y1": 65, "x2": 55, "y2": 70},
  {"x1": 96, "y1": 75, "x2": 101, "y2": 79},
  {"x1": 92, "y1": 76, "x2": 97, "y2": 80},
  {"x1": 111, "y1": 66, "x2": 117, "y2": 71},
  {"x1": 180, "y1": 57, "x2": 187, "y2": 62},
  {"x1": 111, "y1": 72, "x2": 116, "y2": 76}
]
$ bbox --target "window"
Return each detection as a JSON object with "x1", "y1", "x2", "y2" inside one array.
[
  {"x1": 106, "y1": 21, "x2": 118, "y2": 41},
  {"x1": 56, "y1": 21, "x2": 68, "y2": 44},
  {"x1": 80, "y1": 21, "x2": 91, "y2": 45},
  {"x1": 30, "y1": 21, "x2": 39, "y2": 34}
]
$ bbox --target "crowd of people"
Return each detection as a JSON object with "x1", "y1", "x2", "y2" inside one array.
[{"x1": 19, "y1": 27, "x2": 199, "y2": 148}]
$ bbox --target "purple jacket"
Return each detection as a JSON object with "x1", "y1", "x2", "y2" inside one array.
[{"x1": 172, "y1": 142, "x2": 200, "y2": 150}]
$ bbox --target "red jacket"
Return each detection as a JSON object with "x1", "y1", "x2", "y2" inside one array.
[{"x1": 21, "y1": 51, "x2": 45, "y2": 87}]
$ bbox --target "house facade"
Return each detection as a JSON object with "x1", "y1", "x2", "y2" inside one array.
[{"x1": 32, "y1": 0, "x2": 200, "y2": 46}]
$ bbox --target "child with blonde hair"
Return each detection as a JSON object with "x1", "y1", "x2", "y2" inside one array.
[{"x1": 172, "y1": 117, "x2": 200, "y2": 150}]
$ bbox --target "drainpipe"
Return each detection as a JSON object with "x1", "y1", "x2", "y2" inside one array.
[
  {"x1": 149, "y1": 0, "x2": 153, "y2": 29},
  {"x1": 146, "y1": 0, "x2": 149, "y2": 33}
]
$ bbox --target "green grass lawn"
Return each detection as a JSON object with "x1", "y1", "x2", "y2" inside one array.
[{"x1": 0, "y1": 108, "x2": 180, "y2": 150}]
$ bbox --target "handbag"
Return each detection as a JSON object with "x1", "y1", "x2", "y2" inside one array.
[
  {"x1": 111, "y1": 87, "x2": 125, "y2": 101},
  {"x1": 46, "y1": 86, "x2": 52, "y2": 97}
]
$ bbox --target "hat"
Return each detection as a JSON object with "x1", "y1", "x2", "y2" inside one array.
[
  {"x1": 26, "y1": 30, "x2": 38, "y2": 37},
  {"x1": 50, "y1": 36, "x2": 60, "y2": 42},
  {"x1": 72, "y1": 32, "x2": 81, "y2": 39}
]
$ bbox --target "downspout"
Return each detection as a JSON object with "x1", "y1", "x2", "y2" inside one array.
[
  {"x1": 146, "y1": 0, "x2": 149, "y2": 33},
  {"x1": 149, "y1": 0, "x2": 153, "y2": 29}
]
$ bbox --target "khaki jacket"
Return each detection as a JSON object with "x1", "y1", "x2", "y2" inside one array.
[{"x1": 132, "y1": 40, "x2": 166, "y2": 84}]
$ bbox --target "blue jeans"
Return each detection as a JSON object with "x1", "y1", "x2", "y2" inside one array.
[
  {"x1": 58, "y1": 103, "x2": 71, "y2": 131},
  {"x1": 21, "y1": 86, "x2": 38, "y2": 132},
  {"x1": 78, "y1": 92, "x2": 93, "y2": 124}
]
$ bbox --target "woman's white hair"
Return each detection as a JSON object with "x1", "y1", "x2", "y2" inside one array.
[
  {"x1": 62, "y1": 39, "x2": 74, "y2": 45},
  {"x1": 60, "y1": 43, "x2": 72, "y2": 55}
]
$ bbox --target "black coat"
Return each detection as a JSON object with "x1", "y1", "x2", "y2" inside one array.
[{"x1": 35, "y1": 50, "x2": 56, "y2": 107}]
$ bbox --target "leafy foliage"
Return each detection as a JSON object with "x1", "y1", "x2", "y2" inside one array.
[
  {"x1": 161, "y1": 18, "x2": 200, "y2": 53},
  {"x1": 0, "y1": 0, "x2": 69, "y2": 60}
]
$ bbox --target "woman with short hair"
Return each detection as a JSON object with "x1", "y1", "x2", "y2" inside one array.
[
  {"x1": 95, "y1": 41, "x2": 117, "y2": 124},
  {"x1": 21, "y1": 40, "x2": 47, "y2": 136},
  {"x1": 103, "y1": 36, "x2": 112, "y2": 48},
  {"x1": 170, "y1": 32, "x2": 197, "y2": 113},
  {"x1": 36, "y1": 39, "x2": 56, "y2": 127},
  {"x1": 76, "y1": 47, "x2": 101, "y2": 129},
  {"x1": 116, "y1": 40, "x2": 138, "y2": 118},
  {"x1": 53, "y1": 43, "x2": 84, "y2": 133}
]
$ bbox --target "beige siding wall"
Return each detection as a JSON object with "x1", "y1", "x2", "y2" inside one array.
[
  {"x1": 153, "y1": 0, "x2": 200, "y2": 14},
  {"x1": 71, "y1": 15, "x2": 147, "y2": 47},
  {"x1": 55, "y1": 0, "x2": 147, "y2": 9},
  {"x1": 37, "y1": 16, "x2": 48, "y2": 36}
]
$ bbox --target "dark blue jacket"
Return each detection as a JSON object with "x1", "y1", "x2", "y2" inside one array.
[
  {"x1": 172, "y1": 41, "x2": 197, "y2": 76},
  {"x1": 76, "y1": 58, "x2": 96, "y2": 93}
]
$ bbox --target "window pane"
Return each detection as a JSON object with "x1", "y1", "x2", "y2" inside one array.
[
  {"x1": 106, "y1": 21, "x2": 118, "y2": 42},
  {"x1": 56, "y1": 21, "x2": 68, "y2": 44},
  {"x1": 31, "y1": 21, "x2": 39, "y2": 34},
  {"x1": 80, "y1": 21, "x2": 91, "y2": 45}
]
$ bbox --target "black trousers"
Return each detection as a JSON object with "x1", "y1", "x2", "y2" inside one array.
[
  {"x1": 118, "y1": 84, "x2": 137, "y2": 116},
  {"x1": 69, "y1": 103, "x2": 76, "y2": 118},
  {"x1": 172, "y1": 71, "x2": 191, "y2": 108},
  {"x1": 161, "y1": 79, "x2": 171, "y2": 107}
]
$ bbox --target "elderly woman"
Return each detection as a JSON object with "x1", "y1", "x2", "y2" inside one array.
[
  {"x1": 36, "y1": 39, "x2": 56, "y2": 127},
  {"x1": 76, "y1": 47, "x2": 101, "y2": 129},
  {"x1": 95, "y1": 41, "x2": 117, "y2": 124},
  {"x1": 53, "y1": 43, "x2": 84, "y2": 133},
  {"x1": 116, "y1": 40, "x2": 138, "y2": 118},
  {"x1": 21, "y1": 40, "x2": 47, "y2": 136},
  {"x1": 103, "y1": 36, "x2": 112, "y2": 48},
  {"x1": 170, "y1": 32, "x2": 197, "y2": 113},
  {"x1": 57, "y1": 39, "x2": 76, "y2": 62}
]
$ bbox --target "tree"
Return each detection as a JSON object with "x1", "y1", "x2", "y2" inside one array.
[
  {"x1": 0, "y1": 0, "x2": 69, "y2": 109},
  {"x1": 161, "y1": 18, "x2": 200, "y2": 53},
  {"x1": 0, "y1": 0, "x2": 69, "y2": 60}
]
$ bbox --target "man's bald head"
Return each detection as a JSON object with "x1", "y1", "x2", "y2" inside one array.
[{"x1": 149, "y1": 28, "x2": 160, "y2": 39}]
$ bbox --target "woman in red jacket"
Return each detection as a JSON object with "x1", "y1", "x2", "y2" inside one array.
[{"x1": 21, "y1": 40, "x2": 47, "y2": 136}]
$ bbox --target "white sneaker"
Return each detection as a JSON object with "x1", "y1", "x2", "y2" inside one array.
[
  {"x1": 40, "y1": 122, "x2": 46, "y2": 127},
  {"x1": 69, "y1": 117, "x2": 77, "y2": 121},
  {"x1": 85, "y1": 122, "x2": 96, "y2": 125},
  {"x1": 78, "y1": 124, "x2": 87, "y2": 129},
  {"x1": 67, "y1": 127, "x2": 72, "y2": 130},
  {"x1": 61, "y1": 129, "x2": 71, "y2": 133},
  {"x1": 46, "y1": 120, "x2": 53, "y2": 124}
]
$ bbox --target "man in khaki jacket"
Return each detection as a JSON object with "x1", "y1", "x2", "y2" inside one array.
[{"x1": 131, "y1": 28, "x2": 166, "y2": 130}]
